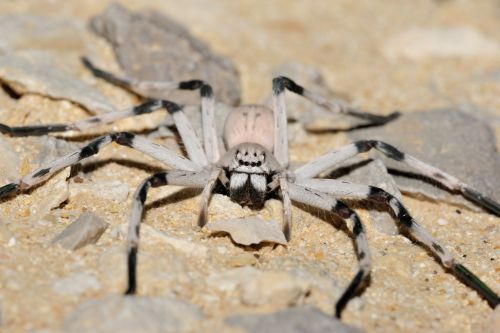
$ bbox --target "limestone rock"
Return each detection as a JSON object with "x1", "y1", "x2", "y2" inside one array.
[
  {"x1": 62, "y1": 295, "x2": 203, "y2": 333},
  {"x1": 0, "y1": 51, "x2": 115, "y2": 114},
  {"x1": 226, "y1": 305, "x2": 365, "y2": 333},
  {"x1": 52, "y1": 212, "x2": 109, "y2": 250},
  {"x1": 116, "y1": 223, "x2": 208, "y2": 258},
  {"x1": 207, "y1": 217, "x2": 287, "y2": 246},
  {"x1": 90, "y1": 3, "x2": 241, "y2": 106},
  {"x1": 206, "y1": 267, "x2": 310, "y2": 307},
  {"x1": 348, "y1": 109, "x2": 500, "y2": 209}
]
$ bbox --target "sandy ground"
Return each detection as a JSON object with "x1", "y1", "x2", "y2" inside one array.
[{"x1": 0, "y1": 1, "x2": 499, "y2": 332}]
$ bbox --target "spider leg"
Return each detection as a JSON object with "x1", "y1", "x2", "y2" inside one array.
[
  {"x1": 294, "y1": 178, "x2": 500, "y2": 308},
  {"x1": 126, "y1": 170, "x2": 212, "y2": 294},
  {"x1": 86, "y1": 57, "x2": 217, "y2": 164},
  {"x1": 197, "y1": 168, "x2": 221, "y2": 228},
  {"x1": 279, "y1": 177, "x2": 293, "y2": 241},
  {"x1": 86, "y1": 57, "x2": 220, "y2": 165},
  {"x1": 82, "y1": 57, "x2": 205, "y2": 96},
  {"x1": 272, "y1": 78, "x2": 290, "y2": 167},
  {"x1": 200, "y1": 84, "x2": 220, "y2": 163},
  {"x1": 0, "y1": 132, "x2": 200, "y2": 199},
  {"x1": 287, "y1": 182, "x2": 371, "y2": 318},
  {"x1": 1, "y1": 98, "x2": 209, "y2": 167},
  {"x1": 272, "y1": 76, "x2": 400, "y2": 125},
  {"x1": 294, "y1": 140, "x2": 500, "y2": 215},
  {"x1": 0, "y1": 100, "x2": 168, "y2": 136}
]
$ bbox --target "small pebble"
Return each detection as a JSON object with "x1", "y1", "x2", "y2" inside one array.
[{"x1": 52, "y1": 212, "x2": 109, "y2": 250}]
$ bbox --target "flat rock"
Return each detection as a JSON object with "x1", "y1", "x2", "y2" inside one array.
[
  {"x1": 62, "y1": 295, "x2": 203, "y2": 333},
  {"x1": 206, "y1": 266, "x2": 310, "y2": 307},
  {"x1": 0, "y1": 51, "x2": 115, "y2": 114},
  {"x1": 347, "y1": 109, "x2": 500, "y2": 210},
  {"x1": 90, "y1": 3, "x2": 241, "y2": 106},
  {"x1": 0, "y1": 135, "x2": 20, "y2": 183},
  {"x1": 51, "y1": 272, "x2": 101, "y2": 296},
  {"x1": 52, "y1": 212, "x2": 109, "y2": 250},
  {"x1": 334, "y1": 159, "x2": 401, "y2": 235},
  {"x1": 383, "y1": 27, "x2": 500, "y2": 60},
  {"x1": 226, "y1": 305, "x2": 364, "y2": 333},
  {"x1": 207, "y1": 216, "x2": 287, "y2": 246},
  {"x1": 115, "y1": 223, "x2": 208, "y2": 258}
]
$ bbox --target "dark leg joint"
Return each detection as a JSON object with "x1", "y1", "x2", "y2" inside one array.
[
  {"x1": 79, "y1": 136, "x2": 107, "y2": 159},
  {"x1": 354, "y1": 140, "x2": 376, "y2": 153},
  {"x1": 132, "y1": 100, "x2": 162, "y2": 115},
  {"x1": 272, "y1": 76, "x2": 304, "y2": 95},
  {"x1": 332, "y1": 201, "x2": 353, "y2": 219},
  {"x1": 200, "y1": 84, "x2": 214, "y2": 98},
  {"x1": 178, "y1": 80, "x2": 205, "y2": 90},
  {"x1": 161, "y1": 100, "x2": 182, "y2": 114},
  {"x1": 149, "y1": 173, "x2": 168, "y2": 187},
  {"x1": 368, "y1": 186, "x2": 391, "y2": 202},
  {"x1": 113, "y1": 132, "x2": 135, "y2": 147}
]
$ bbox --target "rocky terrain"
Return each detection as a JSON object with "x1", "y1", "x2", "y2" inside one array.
[{"x1": 0, "y1": 1, "x2": 499, "y2": 333}]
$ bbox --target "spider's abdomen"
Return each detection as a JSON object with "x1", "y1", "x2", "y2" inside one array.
[{"x1": 223, "y1": 105, "x2": 274, "y2": 151}]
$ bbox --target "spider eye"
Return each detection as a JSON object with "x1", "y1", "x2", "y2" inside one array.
[{"x1": 244, "y1": 161, "x2": 250, "y2": 166}]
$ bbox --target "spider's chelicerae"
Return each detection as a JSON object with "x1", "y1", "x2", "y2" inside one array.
[{"x1": 0, "y1": 59, "x2": 498, "y2": 318}]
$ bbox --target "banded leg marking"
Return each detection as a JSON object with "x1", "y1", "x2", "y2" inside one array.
[
  {"x1": 287, "y1": 182, "x2": 372, "y2": 318},
  {"x1": 200, "y1": 84, "x2": 220, "y2": 163},
  {"x1": 272, "y1": 76, "x2": 399, "y2": 124},
  {"x1": 126, "y1": 170, "x2": 211, "y2": 294},
  {"x1": 294, "y1": 177, "x2": 500, "y2": 308},
  {"x1": 272, "y1": 77, "x2": 290, "y2": 167},
  {"x1": 0, "y1": 132, "x2": 199, "y2": 198},
  {"x1": 294, "y1": 140, "x2": 500, "y2": 215},
  {"x1": 83, "y1": 57, "x2": 205, "y2": 95}
]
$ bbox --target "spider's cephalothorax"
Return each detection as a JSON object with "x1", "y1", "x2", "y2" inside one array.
[
  {"x1": 219, "y1": 104, "x2": 282, "y2": 206},
  {"x1": 0, "y1": 61, "x2": 498, "y2": 319},
  {"x1": 219, "y1": 143, "x2": 280, "y2": 206}
]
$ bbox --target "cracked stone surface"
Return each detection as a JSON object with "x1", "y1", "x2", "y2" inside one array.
[
  {"x1": 90, "y1": 3, "x2": 241, "y2": 106},
  {"x1": 347, "y1": 109, "x2": 500, "y2": 209},
  {"x1": 0, "y1": 51, "x2": 116, "y2": 114},
  {"x1": 52, "y1": 212, "x2": 109, "y2": 250},
  {"x1": 0, "y1": 1, "x2": 498, "y2": 333}
]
